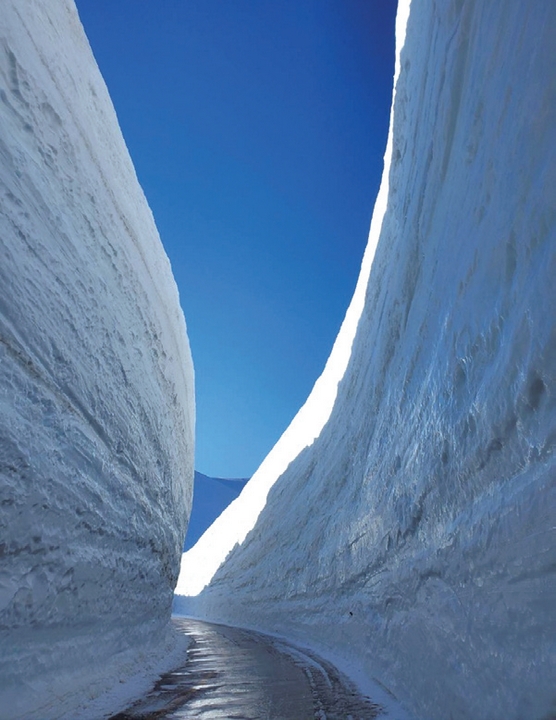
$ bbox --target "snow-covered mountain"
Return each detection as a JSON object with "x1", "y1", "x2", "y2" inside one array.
[
  {"x1": 0, "y1": 3, "x2": 194, "y2": 719},
  {"x1": 184, "y1": 472, "x2": 248, "y2": 551},
  {"x1": 176, "y1": 2, "x2": 556, "y2": 719}
]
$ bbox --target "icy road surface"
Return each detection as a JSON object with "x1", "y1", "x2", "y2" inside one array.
[{"x1": 110, "y1": 617, "x2": 382, "y2": 719}]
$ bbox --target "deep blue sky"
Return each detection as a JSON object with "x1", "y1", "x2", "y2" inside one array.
[{"x1": 74, "y1": 0, "x2": 397, "y2": 479}]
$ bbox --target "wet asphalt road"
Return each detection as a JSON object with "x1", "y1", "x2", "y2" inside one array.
[{"x1": 110, "y1": 617, "x2": 382, "y2": 719}]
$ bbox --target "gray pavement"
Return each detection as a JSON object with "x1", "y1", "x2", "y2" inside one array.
[{"x1": 109, "y1": 617, "x2": 382, "y2": 719}]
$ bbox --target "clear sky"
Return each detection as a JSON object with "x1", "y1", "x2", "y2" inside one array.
[{"x1": 74, "y1": 0, "x2": 397, "y2": 479}]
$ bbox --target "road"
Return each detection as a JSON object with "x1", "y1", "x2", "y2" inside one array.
[{"x1": 110, "y1": 617, "x2": 382, "y2": 719}]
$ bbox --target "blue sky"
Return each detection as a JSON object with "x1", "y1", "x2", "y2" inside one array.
[{"x1": 74, "y1": 0, "x2": 397, "y2": 479}]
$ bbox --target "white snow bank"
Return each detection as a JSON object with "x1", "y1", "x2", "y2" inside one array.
[
  {"x1": 177, "y1": 1, "x2": 556, "y2": 719},
  {"x1": 0, "y1": 2, "x2": 194, "y2": 718},
  {"x1": 67, "y1": 626, "x2": 191, "y2": 720}
]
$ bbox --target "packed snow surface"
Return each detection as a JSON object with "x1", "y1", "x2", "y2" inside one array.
[
  {"x1": 0, "y1": 2, "x2": 194, "y2": 718},
  {"x1": 177, "y1": 1, "x2": 556, "y2": 719}
]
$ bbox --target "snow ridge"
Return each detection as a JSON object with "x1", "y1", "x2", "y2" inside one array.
[
  {"x1": 0, "y1": 2, "x2": 194, "y2": 718},
  {"x1": 178, "y1": 2, "x2": 556, "y2": 719}
]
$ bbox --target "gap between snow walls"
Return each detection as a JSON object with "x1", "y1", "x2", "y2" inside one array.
[{"x1": 175, "y1": 2, "x2": 556, "y2": 719}]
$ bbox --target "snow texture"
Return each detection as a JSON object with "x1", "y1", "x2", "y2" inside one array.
[
  {"x1": 0, "y1": 2, "x2": 194, "y2": 718},
  {"x1": 176, "y1": 2, "x2": 556, "y2": 719}
]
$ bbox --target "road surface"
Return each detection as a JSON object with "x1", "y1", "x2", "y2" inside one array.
[{"x1": 110, "y1": 617, "x2": 382, "y2": 719}]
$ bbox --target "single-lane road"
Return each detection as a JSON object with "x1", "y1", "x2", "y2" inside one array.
[{"x1": 110, "y1": 617, "x2": 382, "y2": 719}]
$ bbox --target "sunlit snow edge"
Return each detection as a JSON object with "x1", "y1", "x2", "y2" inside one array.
[{"x1": 176, "y1": 0, "x2": 412, "y2": 598}]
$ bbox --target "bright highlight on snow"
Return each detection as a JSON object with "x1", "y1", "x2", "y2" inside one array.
[
  {"x1": 176, "y1": 1, "x2": 412, "y2": 600},
  {"x1": 176, "y1": 3, "x2": 556, "y2": 720}
]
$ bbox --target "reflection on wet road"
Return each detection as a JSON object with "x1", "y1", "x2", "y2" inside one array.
[{"x1": 110, "y1": 617, "x2": 382, "y2": 719}]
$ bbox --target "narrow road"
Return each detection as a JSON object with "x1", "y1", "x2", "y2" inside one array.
[{"x1": 110, "y1": 617, "x2": 382, "y2": 719}]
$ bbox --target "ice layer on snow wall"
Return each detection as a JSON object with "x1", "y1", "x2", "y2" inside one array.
[
  {"x1": 186, "y1": 2, "x2": 556, "y2": 719},
  {"x1": 0, "y1": 2, "x2": 194, "y2": 718}
]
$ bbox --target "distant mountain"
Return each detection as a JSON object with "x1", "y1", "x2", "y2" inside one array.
[{"x1": 184, "y1": 472, "x2": 249, "y2": 550}]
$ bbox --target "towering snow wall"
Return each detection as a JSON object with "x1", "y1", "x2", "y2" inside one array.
[
  {"x1": 178, "y1": 2, "x2": 556, "y2": 718},
  {"x1": 0, "y1": 2, "x2": 194, "y2": 718}
]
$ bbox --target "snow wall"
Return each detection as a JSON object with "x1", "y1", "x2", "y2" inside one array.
[
  {"x1": 177, "y1": 2, "x2": 556, "y2": 719},
  {"x1": 0, "y1": 2, "x2": 194, "y2": 718}
]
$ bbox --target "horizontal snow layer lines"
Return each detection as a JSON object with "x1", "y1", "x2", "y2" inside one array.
[
  {"x1": 0, "y1": 1, "x2": 194, "y2": 718},
  {"x1": 182, "y1": 1, "x2": 556, "y2": 720}
]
